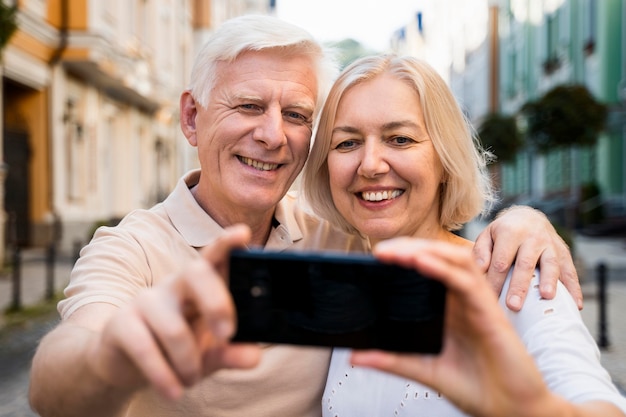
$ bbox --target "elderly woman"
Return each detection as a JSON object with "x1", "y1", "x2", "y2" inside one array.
[{"x1": 302, "y1": 54, "x2": 626, "y2": 417}]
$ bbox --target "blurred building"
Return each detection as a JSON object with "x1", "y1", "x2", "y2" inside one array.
[
  {"x1": 392, "y1": 0, "x2": 626, "y2": 229},
  {"x1": 492, "y1": 0, "x2": 625, "y2": 228},
  {"x1": 1, "y1": 0, "x2": 274, "y2": 260}
]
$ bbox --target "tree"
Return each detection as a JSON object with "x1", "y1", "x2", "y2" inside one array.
[
  {"x1": 520, "y1": 84, "x2": 607, "y2": 152},
  {"x1": 328, "y1": 38, "x2": 378, "y2": 69},
  {"x1": 477, "y1": 113, "x2": 523, "y2": 163},
  {"x1": 0, "y1": 3, "x2": 18, "y2": 53}
]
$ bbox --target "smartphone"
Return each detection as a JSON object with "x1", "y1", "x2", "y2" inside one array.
[{"x1": 228, "y1": 248, "x2": 446, "y2": 353}]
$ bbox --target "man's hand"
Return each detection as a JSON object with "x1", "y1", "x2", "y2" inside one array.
[
  {"x1": 88, "y1": 224, "x2": 262, "y2": 400},
  {"x1": 30, "y1": 225, "x2": 262, "y2": 417},
  {"x1": 473, "y1": 206, "x2": 582, "y2": 311}
]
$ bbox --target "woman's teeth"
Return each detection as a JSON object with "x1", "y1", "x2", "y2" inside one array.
[{"x1": 361, "y1": 190, "x2": 403, "y2": 202}]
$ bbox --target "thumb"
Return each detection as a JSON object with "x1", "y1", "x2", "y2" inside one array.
[{"x1": 201, "y1": 224, "x2": 252, "y2": 273}]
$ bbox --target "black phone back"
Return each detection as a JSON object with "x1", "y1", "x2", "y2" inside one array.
[{"x1": 229, "y1": 249, "x2": 446, "y2": 353}]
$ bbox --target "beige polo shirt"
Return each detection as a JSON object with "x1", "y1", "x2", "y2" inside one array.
[{"x1": 59, "y1": 169, "x2": 369, "y2": 417}]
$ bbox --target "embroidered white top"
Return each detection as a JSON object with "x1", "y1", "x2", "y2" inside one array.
[{"x1": 322, "y1": 271, "x2": 626, "y2": 417}]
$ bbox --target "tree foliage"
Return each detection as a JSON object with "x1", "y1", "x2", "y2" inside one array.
[
  {"x1": 328, "y1": 38, "x2": 378, "y2": 69},
  {"x1": 521, "y1": 84, "x2": 607, "y2": 152},
  {"x1": 0, "y1": 3, "x2": 18, "y2": 52},
  {"x1": 477, "y1": 113, "x2": 523, "y2": 163}
]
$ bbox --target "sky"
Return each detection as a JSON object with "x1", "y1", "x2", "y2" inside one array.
[
  {"x1": 275, "y1": 0, "x2": 428, "y2": 52},
  {"x1": 274, "y1": 0, "x2": 491, "y2": 80}
]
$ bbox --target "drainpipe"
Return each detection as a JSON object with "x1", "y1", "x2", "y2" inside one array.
[
  {"x1": 49, "y1": 0, "x2": 68, "y2": 66},
  {"x1": 46, "y1": 0, "x2": 69, "y2": 254},
  {"x1": 488, "y1": 3, "x2": 499, "y2": 113}
]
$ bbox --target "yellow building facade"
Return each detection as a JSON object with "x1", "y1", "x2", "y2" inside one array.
[{"x1": 2, "y1": 0, "x2": 273, "y2": 261}]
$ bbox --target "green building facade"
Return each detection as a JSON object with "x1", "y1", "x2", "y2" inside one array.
[{"x1": 497, "y1": 0, "x2": 625, "y2": 223}]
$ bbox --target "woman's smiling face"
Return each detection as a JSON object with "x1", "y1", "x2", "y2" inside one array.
[{"x1": 327, "y1": 73, "x2": 446, "y2": 244}]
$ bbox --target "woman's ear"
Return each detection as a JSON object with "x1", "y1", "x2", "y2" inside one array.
[{"x1": 180, "y1": 91, "x2": 199, "y2": 146}]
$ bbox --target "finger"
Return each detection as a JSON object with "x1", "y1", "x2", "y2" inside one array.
[
  {"x1": 137, "y1": 291, "x2": 203, "y2": 386},
  {"x1": 108, "y1": 309, "x2": 186, "y2": 400},
  {"x1": 533, "y1": 246, "x2": 560, "y2": 300},
  {"x1": 202, "y1": 343, "x2": 262, "y2": 374},
  {"x1": 484, "y1": 236, "x2": 519, "y2": 297},
  {"x1": 413, "y1": 249, "x2": 494, "y2": 308},
  {"x1": 350, "y1": 350, "x2": 432, "y2": 383},
  {"x1": 554, "y1": 244, "x2": 583, "y2": 309},
  {"x1": 201, "y1": 224, "x2": 251, "y2": 272},
  {"x1": 502, "y1": 240, "x2": 546, "y2": 311},
  {"x1": 472, "y1": 226, "x2": 495, "y2": 273},
  {"x1": 374, "y1": 238, "x2": 484, "y2": 295},
  {"x1": 140, "y1": 257, "x2": 239, "y2": 386},
  {"x1": 174, "y1": 259, "x2": 237, "y2": 342}
]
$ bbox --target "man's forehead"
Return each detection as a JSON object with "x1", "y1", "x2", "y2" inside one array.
[
  {"x1": 217, "y1": 49, "x2": 317, "y2": 79},
  {"x1": 215, "y1": 51, "x2": 318, "y2": 104}
]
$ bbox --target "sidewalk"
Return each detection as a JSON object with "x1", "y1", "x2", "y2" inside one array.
[
  {"x1": 0, "y1": 247, "x2": 73, "y2": 328},
  {"x1": 574, "y1": 233, "x2": 626, "y2": 393}
]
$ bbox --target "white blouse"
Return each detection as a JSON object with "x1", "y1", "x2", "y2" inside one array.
[{"x1": 323, "y1": 271, "x2": 626, "y2": 417}]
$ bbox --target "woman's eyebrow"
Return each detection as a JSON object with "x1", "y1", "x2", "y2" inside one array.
[
  {"x1": 380, "y1": 120, "x2": 421, "y2": 131},
  {"x1": 331, "y1": 125, "x2": 361, "y2": 135},
  {"x1": 332, "y1": 120, "x2": 422, "y2": 135}
]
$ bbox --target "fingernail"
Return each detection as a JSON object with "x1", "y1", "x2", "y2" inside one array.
[
  {"x1": 374, "y1": 240, "x2": 392, "y2": 250},
  {"x1": 509, "y1": 295, "x2": 522, "y2": 310},
  {"x1": 541, "y1": 284, "x2": 554, "y2": 296},
  {"x1": 213, "y1": 320, "x2": 234, "y2": 341}
]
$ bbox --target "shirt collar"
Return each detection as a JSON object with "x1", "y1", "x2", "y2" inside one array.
[{"x1": 162, "y1": 170, "x2": 304, "y2": 249}]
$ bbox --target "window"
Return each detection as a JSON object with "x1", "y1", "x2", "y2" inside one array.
[
  {"x1": 543, "y1": 13, "x2": 561, "y2": 73},
  {"x1": 583, "y1": 0, "x2": 597, "y2": 55}
]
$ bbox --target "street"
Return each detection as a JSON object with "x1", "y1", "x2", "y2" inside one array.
[{"x1": 0, "y1": 311, "x2": 59, "y2": 417}]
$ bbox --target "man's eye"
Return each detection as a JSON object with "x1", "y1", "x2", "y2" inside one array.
[
  {"x1": 284, "y1": 111, "x2": 307, "y2": 122},
  {"x1": 239, "y1": 104, "x2": 261, "y2": 111}
]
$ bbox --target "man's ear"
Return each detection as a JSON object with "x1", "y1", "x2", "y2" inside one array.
[{"x1": 180, "y1": 91, "x2": 199, "y2": 146}]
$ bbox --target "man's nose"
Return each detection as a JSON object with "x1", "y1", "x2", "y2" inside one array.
[{"x1": 252, "y1": 108, "x2": 287, "y2": 149}]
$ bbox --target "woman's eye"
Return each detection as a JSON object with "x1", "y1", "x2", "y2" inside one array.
[
  {"x1": 334, "y1": 140, "x2": 357, "y2": 150},
  {"x1": 390, "y1": 136, "x2": 414, "y2": 145}
]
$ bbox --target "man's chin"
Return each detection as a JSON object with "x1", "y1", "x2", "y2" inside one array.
[{"x1": 235, "y1": 191, "x2": 285, "y2": 212}]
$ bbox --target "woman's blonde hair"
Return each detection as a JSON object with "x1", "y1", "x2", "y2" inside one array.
[{"x1": 303, "y1": 54, "x2": 496, "y2": 234}]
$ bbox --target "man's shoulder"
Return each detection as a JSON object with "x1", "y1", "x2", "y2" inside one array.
[
  {"x1": 88, "y1": 203, "x2": 181, "y2": 249},
  {"x1": 114, "y1": 204, "x2": 171, "y2": 232}
]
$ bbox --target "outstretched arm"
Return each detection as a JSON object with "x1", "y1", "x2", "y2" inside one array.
[
  {"x1": 29, "y1": 225, "x2": 261, "y2": 417},
  {"x1": 473, "y1": 205, "x2": 582, "y2": 311},
  {"x1": 353, "y1": 238, "x2": 623, "y2": 417}
]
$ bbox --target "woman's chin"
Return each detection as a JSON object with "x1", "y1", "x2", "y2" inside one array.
[{"x1": 359, "y1": 224, "x2": 402, "y2": 244}]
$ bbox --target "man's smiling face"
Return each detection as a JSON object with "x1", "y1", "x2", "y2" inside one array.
[{"x1": 190, "y1": 49, "x2": 318, "y2": 220}]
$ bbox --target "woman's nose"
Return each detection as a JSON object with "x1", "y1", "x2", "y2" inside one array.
[{"x1": 357, "y1": 140, "x2": 389, "y2": 178}]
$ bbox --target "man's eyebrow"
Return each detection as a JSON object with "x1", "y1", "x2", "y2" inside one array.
[
  {"x1": 231, "y1": 94, "x2": 262, "y2": 102},
  {"x1": 284, "y1": 101, "x2": 315, "y2": 114},
  {"x1": 231, "y1": 94, "x2": 315, "y2": 114}
]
